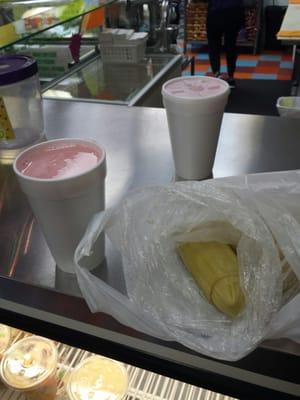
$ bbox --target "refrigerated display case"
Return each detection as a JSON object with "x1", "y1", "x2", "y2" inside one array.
[
  {"x1": 0, "y1": 324, "x2": 240, "y2": 400},
  {"x1": 0, "y1": 99, "x2": 299, "y2": 400},
  {"x1": 0, "y1": 0, "x2": 112, "y2": 48},
  {"x1": 43, "y1": 52, "x2": 182, "y2": 106},
  {"x1": 0, "y1": 0, "x2": 117, "y2": 84},
  {"x1": 0, "y1": 0, "x2": 184, "y2": 100}
]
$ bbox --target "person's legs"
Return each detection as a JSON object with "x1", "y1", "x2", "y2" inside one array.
[
  {"x1": 206, "y1": 13, "x2": 223, "y2": 76},
  {"x1": 224, "y1": 31, "x2": 238, "y2": 79},
  {"x1": 224, "y1": 28, "x2": 239, "y2": 78},
  {"x1": 223, "y1": 8, "x2": 244, "y2": 81}
]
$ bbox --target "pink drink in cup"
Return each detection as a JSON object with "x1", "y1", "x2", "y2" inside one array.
[
  {"x1": 162, "y1": 76, "x2": 230, "y2": 180},
  {"x1": 17, "y1": 141, "x2": 102, "y2": 180},
  {"x1": 13, "y1": 139, "x2": 106, "y2": 274}
]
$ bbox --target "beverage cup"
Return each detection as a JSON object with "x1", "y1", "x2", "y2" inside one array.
[
  {"x1": 0, "y1": 324, "x2": 11, "y2": 360},
  {"x1": 0, "y1": 335, "x2": 58, "y2": 400},
  {"x1": 13, "y1": 138, "x2": 106, "y2": 274},
  {"x1": 162, "y1": 76, "x2": 230, "y2": 180},
  {"x1": 66, "y1": 355, "x2": 128, "y2": 400}
]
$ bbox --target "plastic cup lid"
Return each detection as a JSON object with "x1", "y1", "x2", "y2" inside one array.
[
  {"x1": 0, "y1": 324, "x2": 11, "y2": 355},
  {"x1": 0, "y1": 55, "x2": 38, "y2": 86},
  {"x1": 67, "y1": 355, "x2": 128, "y2": 400},
  {"x1": 162, "y1": 76, "x2": 229, "y2": 102},
  {"x1": 0, "y1": 335, "x2": 58, "y2": 390}
]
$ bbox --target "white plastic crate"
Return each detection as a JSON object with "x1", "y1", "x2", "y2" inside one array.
[
  {"x1": 100, "y1": 40, "x2": 147, "y2": 64},
  {"x1": 276, "y1": 96, "x2": 300, "y2": 118},
  {"x1": 99, "y1": 30, "x2": 148, "y2": 64}
]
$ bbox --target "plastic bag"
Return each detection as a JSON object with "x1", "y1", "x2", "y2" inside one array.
[
  {"x1": 73, "y1": 172, "x2": 300, "y2": 361},
  {"x1": 212, "y1": 172, "x2": 300, "y2": 344}
]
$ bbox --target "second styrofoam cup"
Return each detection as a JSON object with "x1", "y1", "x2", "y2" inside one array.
[{"x1": 162, "y1": 76, "x2": 230, "y2": 180}]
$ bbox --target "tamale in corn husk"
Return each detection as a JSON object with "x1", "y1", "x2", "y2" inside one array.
[{"x1": 177, "y1": 241, "x2": 245, "y2": 318}]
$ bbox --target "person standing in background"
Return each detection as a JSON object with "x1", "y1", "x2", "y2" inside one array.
[{"x1": 206, "y1": 0, "x2": 244, "y2": 88}]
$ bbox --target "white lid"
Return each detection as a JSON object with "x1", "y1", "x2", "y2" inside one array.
[
  {"x1": 67, "y1": 355, "x2": 128, "y2": 400},
  {"x1": 114, "y1": 29, "x2": 134, "y2": 36},
  {"x1": 129, "y1": 32, "x2": 148, "y2": 41},
  {"x1": 0, "y1": 336, "x2": 58, "y2": 390},
  {"x1": 0, "y1": 324, "x2": 11, "y2": 356},
  {"x1": 162, "y1": 76, "x2": 229, "y2": 102}
]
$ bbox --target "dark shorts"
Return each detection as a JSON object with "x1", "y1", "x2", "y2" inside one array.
[{"x1": 206, "y1": 7, "x2": 244, "y2": 37}]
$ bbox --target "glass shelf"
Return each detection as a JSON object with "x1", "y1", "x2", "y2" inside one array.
[
  {"x1": 43, "y1": 53, "x2": 177, "y2": 105},
  {"x1": 0, "y1": 0, "x2": 117, "y2": 50}
]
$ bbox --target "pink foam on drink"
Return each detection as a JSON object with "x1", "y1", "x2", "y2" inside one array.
[
  {"x1": 164, "y1": 77, "x2": 227, "y2": 98},
  {"x1": 16, "y1": 140, "x2": 103, "y2": 179}
]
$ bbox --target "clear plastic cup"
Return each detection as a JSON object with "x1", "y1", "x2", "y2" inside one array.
[
  {"x1": 0, "y1": 324, "x2": 11, "y2": 358},
  {"x1": 0, "y1": 335, "x2": 58, "y2": 400},
  {"x1": 0, "y1": 55, "x2": 44, "y2": 162},
  {"x1": 66, "y1": 355, "x2": 128, "y2": 400}
]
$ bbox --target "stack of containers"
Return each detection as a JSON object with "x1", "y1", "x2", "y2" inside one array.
[{"x1": 98, "y1": 28, "x2": 148, "y2": 63}]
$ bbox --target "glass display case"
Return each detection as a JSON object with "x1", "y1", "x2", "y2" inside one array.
[
  {"x1": 0, "y1": 323, "x2": 238, "y2": 400},
  {"x1": 0, "y1": 0, "x2": 118, "y2": 84},
  {"x1": 43, "y1": 53, "x2": 182, "y2": 106},
  {"x1": 0, "y1": 0, "x2": 114, "y2": 49},
  {"x1": 0, "y1": 0, "x2": 183, "y2": 105}
]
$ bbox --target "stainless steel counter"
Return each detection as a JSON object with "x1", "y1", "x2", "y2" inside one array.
[{"x1": 0, "y1": 99, "x2": 299, "y2": 400}]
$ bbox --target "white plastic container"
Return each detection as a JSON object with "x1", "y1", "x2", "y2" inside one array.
[
  {"x1": 0, "y1": 55, "x2": 44, "y2": 161},
  {"x1": 99, "y1": 30, "x2": 148, "y2": 64},
  {"x1": 276, "y1": 96, "x2": 300, "y2": 118}
]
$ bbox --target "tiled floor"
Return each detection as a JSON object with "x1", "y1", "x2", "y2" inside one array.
[{"x1": 183, "y1": 50, "x2": 293, "y2": 80}]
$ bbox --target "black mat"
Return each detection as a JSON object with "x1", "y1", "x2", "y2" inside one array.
[{"x1": 225, "y1": 79, "x2": 292, "y2": 116}]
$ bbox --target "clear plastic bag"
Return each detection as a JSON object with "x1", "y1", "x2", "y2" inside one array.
[
  {"x1": 73, "y1": 173, "x2": 300, "y2": 361},
  {"x1": 214, "y1": 172, "x2": 300, "y2": 344}
]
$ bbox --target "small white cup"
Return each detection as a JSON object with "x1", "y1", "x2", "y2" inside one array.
[
  {"x1": 162, "y1": 76, "x2": 230, "y2": 180},
  {"x1": 13, "y1": 138, "x2": 106, "y2": 274}
]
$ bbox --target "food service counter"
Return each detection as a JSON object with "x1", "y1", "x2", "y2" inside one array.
[{"x1": 0, "y1": 99, "x2": 299, "y2": 400}]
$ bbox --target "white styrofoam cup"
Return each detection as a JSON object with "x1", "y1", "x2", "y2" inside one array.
[
  {"x1": 13, "y1": 138, "x2": 106, "y2": 274},
  {"x1": 162, "y1": 76, "x2": 230, "y2": 180}
]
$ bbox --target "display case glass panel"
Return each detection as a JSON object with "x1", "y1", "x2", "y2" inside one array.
[
  {"x1": 43, "y1": 53, "x2": 177, "y2": 104},
  {"x1": 0, "y1": 0, "x2": 116, "y2": 49}
]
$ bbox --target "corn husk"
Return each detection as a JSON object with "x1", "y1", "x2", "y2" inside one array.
[{"x1": 177, "y1": 241, "x2": 245, "y2": 318}]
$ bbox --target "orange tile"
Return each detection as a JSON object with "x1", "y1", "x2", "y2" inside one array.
[
  {"x1": 234, "y1": 72, "x2": 253, "y2": 79},
  {"x1": 238, "y1": 54, "x2": 259, "y2": 60},
  {"x1": 277, "y1": 75, "x2": 292, "y2": 81},
  {"x1": 236, "y1": 66, "x2": 256, "y2": 72},
  {"x1": 195, "y1": 68, "x2": 209, "y2": 73},
  {"x1": 277, "y1": 72, "x2": 292, "y2": 80},
  {"x1": 257, "y1": 61, "x2": 279, "y2": 67},
  {"x1": 255, "y1": 66, "x2": 280, "y2": 73},
  {"x1": 281, "y1": 54, "x2": 293, "y2": 61},
  {"x1": 195, "y1": 60, "x2": 210, "y2": 65},
  {"x1": 279, "y1": 68, "x2": 293, "y2": 75}
]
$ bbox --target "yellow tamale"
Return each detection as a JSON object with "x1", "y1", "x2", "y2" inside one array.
[{"x1": 177, "y1": 241, "x2": 245, "y2": 318}]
